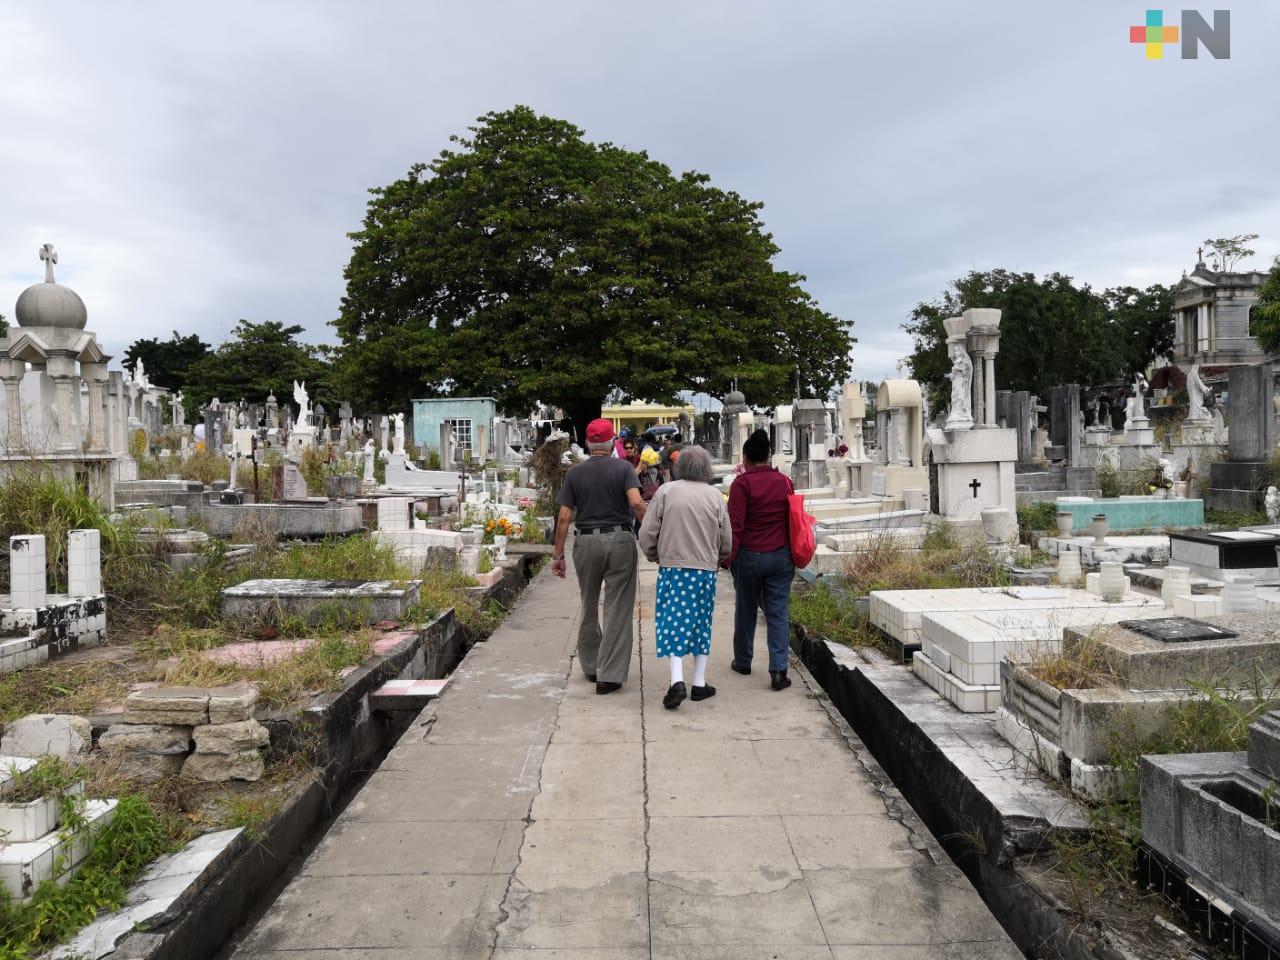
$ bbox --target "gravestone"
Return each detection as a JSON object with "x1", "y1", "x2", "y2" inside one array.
[
  {"x1": 1048, "y1": 384, "x2": 1081, "y2": 465},
  {"x1": 1009, "y1": 391, "x2": 1033, "y2": 463},
  {"x1": 1207, "y1": 364, "x2": 1276, "y2": 511},
  {"x1": 270, "y1": 464, "x2": 309, "y2": 501}
]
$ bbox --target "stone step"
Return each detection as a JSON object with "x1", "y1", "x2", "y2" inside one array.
[
  {"x1": 0, "y1": 633, "x2": 49, "y2": 674},
  {"x1": 1015, "y1": 474, "x2": 1068, "y2": 492},
  {"x1": 368, "y1": 678, "x2": 449, "y2": 712}
]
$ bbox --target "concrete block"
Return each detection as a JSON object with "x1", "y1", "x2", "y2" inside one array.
[
  {"x1": 99, "y1": 724, "x2": 194, "y2": 756},
  {"x1": 123, "y1": 688, "x2": 210, "y2": 726},
  {"x1": 181, "y1": 750, "x2": 265, "y2": 783},
  {"x1": 8, "y1": 535, "x2": 46, "y2": 609},
  {"x1": 0, "y1": 714, "x2": 93, "y2": 759},
  {"x1": 67, "y1": 528, "x2": 103, "y2": 598},
  {"x1": 207, "y1": 684, "x2": 261, "y2": 724},
  {"x1": 192, "y1": 720, "x2": 269, "y2": 755},
  {"x1": 0, "y1": 799, "x2": 116, "y2": 902},
  {"x1": 1247, "y1": 711, "x2": 1280, "y2": 781}
]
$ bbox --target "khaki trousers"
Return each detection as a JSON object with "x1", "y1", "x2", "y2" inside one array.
[{"x1": 572, "y1": 530, "x2": 638, "y2": 683}]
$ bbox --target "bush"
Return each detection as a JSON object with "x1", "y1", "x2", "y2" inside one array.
[{"x1": 840, "y1": 526, "x2": 1010, "y2": 595}]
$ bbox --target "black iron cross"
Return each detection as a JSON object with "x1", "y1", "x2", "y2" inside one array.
[{"x1": 969, "y1": 478, "x2": 982, "y2": 498}]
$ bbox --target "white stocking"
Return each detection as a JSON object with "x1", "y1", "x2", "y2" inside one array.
[
  {"x1": 668, "y1": 656, "x2": 684, "y2": 685},
  {"x1": 693, "y1": 654, "x2": 708, "y2": 687}
]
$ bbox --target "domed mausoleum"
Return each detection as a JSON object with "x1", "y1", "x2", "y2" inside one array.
[{"x1": 0, "y1": 245, "x2": 133, "y2": 505}]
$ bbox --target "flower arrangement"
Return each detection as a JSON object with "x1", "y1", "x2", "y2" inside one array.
[
  {"x1": 484, "y1": 516, "x2": 515, "y2": 543},
  {"x1": 517, "y1": 496, "x2": 535, "y2": 509}
]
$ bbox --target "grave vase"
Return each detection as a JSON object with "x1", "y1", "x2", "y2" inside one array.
[
  {"x1": 323, "y1": 476, "x2": 341, "y2": 500},
  {"x1": 461, "y1": 526, "x2": 483, "y2": 547},
  {"x1": 1099, "y1": 561, "x2": 1126, "y2": 602},
  {"x1": 1056, "y1": 511, "x2": 1074, "y2": 535},
  {"x1": 1161, "y1": 566, "x2": 1192, "y2": 606},
  {"x1": 1090, "y1": 514, "x2": 1108, "y2": 546},
  {"x1": 1221, "y1": 575, "x2": 1261, "y2": 614},
  {"x1": 1172, "y1": 481, "x2": 1188, "y2": 500},
  {"x1": 1057, "y1": 550, "x2": 1082, "y2": 587},
  {"x1": 493, "y1": 535, "x2": 509, "y2": 561}
]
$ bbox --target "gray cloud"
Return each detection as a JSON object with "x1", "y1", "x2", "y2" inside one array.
[{"x1": 2, "y1": 0, "x2": 1276, "y2": 387}]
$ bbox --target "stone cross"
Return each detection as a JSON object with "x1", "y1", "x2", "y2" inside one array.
[
  {"x1": 969, "y1": 477, "x2": 982, "y2": 498},
  {"x1": 39, "y1": 243, "x2": 57, "y2": 283}
]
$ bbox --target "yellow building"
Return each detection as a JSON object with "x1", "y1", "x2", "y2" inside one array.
[{"x1": 602, "y1": 400, "x2": 695, "y2": 436}]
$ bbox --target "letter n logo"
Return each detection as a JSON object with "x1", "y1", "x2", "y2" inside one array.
[{"x1": 1181, "y1": 9, "x2": 1231, "y2": 58}]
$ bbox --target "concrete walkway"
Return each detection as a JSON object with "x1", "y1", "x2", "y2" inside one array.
[{"x1": 234, "y1": 553, "x2": 1022, "y2": 959}]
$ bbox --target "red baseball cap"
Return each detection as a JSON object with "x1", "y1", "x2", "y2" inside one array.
[{"x1": 586, "y1": 418, "x2": 615, "y2": 443}]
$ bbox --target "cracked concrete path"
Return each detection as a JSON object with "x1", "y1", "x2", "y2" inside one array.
[{"x1": 233, "y1": 552, "x2": 1022, "y2": 959}]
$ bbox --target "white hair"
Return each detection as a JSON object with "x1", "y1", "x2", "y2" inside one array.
[{"x1": 587, "y1": 440, "x2": 614, "y2": 454}]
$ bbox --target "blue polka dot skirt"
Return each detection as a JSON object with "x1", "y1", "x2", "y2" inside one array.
[{"x1": 654, "y1": 566, "x2": 717, "y2": 658}]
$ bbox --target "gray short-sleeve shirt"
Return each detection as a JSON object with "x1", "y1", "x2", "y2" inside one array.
[{"x1": 557, "y1": 455, "x2": 641, "y2": 528}]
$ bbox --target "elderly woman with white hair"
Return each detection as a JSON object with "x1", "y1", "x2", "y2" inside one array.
[{"x1": 638, "y1": 445, "x2": 733, "y2": 709}]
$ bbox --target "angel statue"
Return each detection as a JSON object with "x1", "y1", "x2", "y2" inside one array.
[
  {"x1": 1266, "y1": 486, "x2": 1280, "y2": 525},
  {"x1": 292, "y1": 380, "x2": 311, "y2": 426}
]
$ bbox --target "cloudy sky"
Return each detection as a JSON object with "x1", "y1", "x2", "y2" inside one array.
[{"x1": 3, "y1": 1, "x2": 1277, "y2": 388}]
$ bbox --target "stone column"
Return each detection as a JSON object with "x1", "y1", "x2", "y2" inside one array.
[
  {"x1": 0, "y1": 359, "x2": 23, "y2": 450},
  {"x1": 984, "y1": 354, "x2": 997, "y2": 428},
  {"x1": 971, "y1": 352, "x2": 986, "y2": 426},
  {"x1": 46, "y1": 356, "x2": 79, "y2": 452},
  {"x1": 82, "y1": 362, "x2": 108, "y2": 452}
]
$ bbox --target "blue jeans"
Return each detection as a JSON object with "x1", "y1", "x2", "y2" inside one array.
[{"x1": 731, "y1": 546, "x2": 794, "y2": 672}]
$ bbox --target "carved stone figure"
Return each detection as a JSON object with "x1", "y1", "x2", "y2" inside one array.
[
  {"x1": 1267, "y1": 486, "x2": 1280, "y2": 525},
  {"x1": 944, "y1": 340, "x2": 974, "y2": 430},
  {"x1": 393, "y1": 413, "x2": 406, "y2": 455},
  {"x1": 1187, "y1": 364, "x2": 1209, "y2": 422},
  {"x1": 292, "y1": 380, "x2": 310, "y2": 427},
  {"x1": 1132, "y1": 373, "x2": 1149, "y2": 421}
]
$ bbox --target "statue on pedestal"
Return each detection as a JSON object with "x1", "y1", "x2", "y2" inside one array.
[
  {"x1": 943, "y1": 340, "x2": 974, "y2": 431},
  {"x1": 292, "y1": 380, "x2": 311, "y2": 427},
  {"x1": 1131, "y1": 373, "x2": 1149, "y2": 421}
]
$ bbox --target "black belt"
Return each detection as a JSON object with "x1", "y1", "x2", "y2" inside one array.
[{"x1": 576, "y1": 525, "x2": 631, "y2": 535}]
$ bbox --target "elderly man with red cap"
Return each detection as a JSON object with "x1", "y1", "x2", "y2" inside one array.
[{"x1": 552, "y1": 418, "x2": 648, "y2": 693}]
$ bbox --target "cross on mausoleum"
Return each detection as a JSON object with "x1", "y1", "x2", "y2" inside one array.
[
  {"x1": 969, "y1": 477, "x2": 982, "y2": 498},
  {"x1": 39, "y1": 243, "x2": 57, "y2": 283}
]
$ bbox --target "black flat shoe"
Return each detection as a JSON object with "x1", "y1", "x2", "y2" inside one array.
[
  {"x1": 770, "y1": 670, "x2": 791, "y2": 691},
  {"x1": 730, "y1": 661, "x2": 751, "y2": 676},
  {"x1": 596, "y1": 681, "x2": 622, "y2": 695},
  {"x1": 690, "y1": 684, "x2": 716, "y2": 702},
  {"x1": 586, "y1": 673, "x2": 597, "y2": 683},
  {"x1": 663, "y1": 682, "x2": 687, "y2": 709}
]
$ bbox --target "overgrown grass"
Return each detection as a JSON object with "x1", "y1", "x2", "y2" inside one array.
[
  {"x1": 0, "y1": 795, "x2": 173, "y2": 959},
  {"x1": 840, "y1": 525, "x2": 1010, "y2": 595},
  {"x1": 1206, "y1": 506, "x2": 1267, "y2": 528},
  {"x1": 789, "y1": 581, "x2": 887, "y2": 652},
  {"x1": 1023, "y1": 632, "x2": 1120, "y2": 689},
  {"x1": 134, "y1": 448, "x2": 231, "y2": 485},
  {"x1": 1016, "y1": 501, "x2": 1058, "y2": 539}
]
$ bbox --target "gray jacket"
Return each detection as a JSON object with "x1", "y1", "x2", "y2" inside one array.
[{"x1": 638, "y1": 479, "x2": 732, "y2": 571}]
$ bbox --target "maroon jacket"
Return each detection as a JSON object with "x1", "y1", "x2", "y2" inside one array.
[{"x1": 727, "y1": 465, "x2": 792, "y2": 566}]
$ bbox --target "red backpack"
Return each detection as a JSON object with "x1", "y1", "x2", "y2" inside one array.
[{"x1": 786, "y1": 478, "x2": 817, "y2": 569}]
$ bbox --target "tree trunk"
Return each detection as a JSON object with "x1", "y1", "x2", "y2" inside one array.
[{"x1": 566, "y1": 397, "x2": 604, "y2": 448}]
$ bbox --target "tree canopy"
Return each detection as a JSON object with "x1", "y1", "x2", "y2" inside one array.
[
  {"x1": 333, "y1": 106, "x2": 852, "y2": 436},
  {"x1": 1203, "y1": 233, "x2": 1259, "y2": 272},
  {"x1": 903, "y1": 270, "x2": 1173, "y2": 407},
  {"x1": 122, "y1": 331, "x2": 211, "y2": 392},
  {"x1": 1252, "y1": 257, "x2": 1280, "y2": 354},
  {"x1": 181, "y1": 320, "x2": 332, "y2": 411}
]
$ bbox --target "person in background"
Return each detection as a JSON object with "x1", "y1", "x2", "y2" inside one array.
[
  {"x1": 726, "y1": 429, "x2": 795, "y2": 690},
  {"x1": 621, "y1": 436, "x2": 641, "y2": 467},
  {"x1": 638, "y1": 447, "x2": 662, "y2": 502},
  {"x1": 659, "y1": 433, "x2": 683, "y2": 482},
  {"x1": 552, "y1": 419, "x2": 647, "y2": 694},
  {"x1": 193, "y1": 416, "x2": 206, "y2": 451},
  {"x1": 638, "y1": 446, "x2": 732, "y2": 709}
]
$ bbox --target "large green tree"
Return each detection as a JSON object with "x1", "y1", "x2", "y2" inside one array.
[
  {"x1": 182, "y1": 320, "x2": 332, "y2": 411},
  {"x1": 1252, "y1": 256, "x2": 1280, "y2": 354},
  {"x1": 903, "y1": 270, "x2": 1172, "y2": 406},
  {"x1": 334, "y1": 107, "x2": 852, "y2": 437},
  {"x1": 122, "y1": 331, "x2": 211, "y2": 392}
]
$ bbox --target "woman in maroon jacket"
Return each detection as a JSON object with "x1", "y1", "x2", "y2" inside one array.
[{"x1": 726, "y1": 429, "x2": 794, "y2": 690}]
